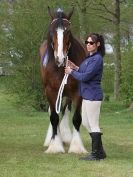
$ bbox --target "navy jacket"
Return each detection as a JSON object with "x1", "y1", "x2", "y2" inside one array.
[{"x1": 71, "y1": 52, "x2": 103, "y2": 101}]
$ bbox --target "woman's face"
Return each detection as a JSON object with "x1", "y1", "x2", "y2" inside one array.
[{"x1": 86, "y1": 37, "x2": 99, "y2": 54}]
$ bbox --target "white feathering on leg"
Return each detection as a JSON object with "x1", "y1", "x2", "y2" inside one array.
[
  {"x1": 68, "y1": 127, "x2": 88, "y2": 154},
  {"x1": 45, "y1": 133, "x2": 65, "y2": 153},
  {"x1": 44, "y1": 123, "x2": 53, "y2": 147},
  {"x1": 43, "y1": 107, "x2": 52, "y2": 147},
  {"x1": 59, "y1": 106, "x2": 72, "y2": 144}
]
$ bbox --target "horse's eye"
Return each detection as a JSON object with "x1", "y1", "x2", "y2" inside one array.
[{"x1": 64, "y1": 27, "x2": 69, "y2": 32}]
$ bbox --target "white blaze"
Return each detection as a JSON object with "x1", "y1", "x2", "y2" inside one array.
[{"x1": 56, "y1": 28, "x2": 64, "y2": 63}]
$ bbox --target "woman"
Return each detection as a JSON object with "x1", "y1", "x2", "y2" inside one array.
[{"x1": 65, "y1": 33, "x2": 106, "y2": 161}]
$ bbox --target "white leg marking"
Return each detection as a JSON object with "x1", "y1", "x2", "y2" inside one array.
[
  {"x1": 43, "y1": 123, "x2": 53, "y2": 147},
  {"x1": 48, "y1": 106, "x2": 51, "y2": 115},
  {"x1": 45, "y1": 129, "x2": 65, "y2": 153},
  {"x1": 68, "y1": 127, "x2": 88, "y2": 154},
  {"x1": 59, "y1": 106, "x2": 72, "y2": 144},
  {"x1": 43, "y1": 107, "x2": 52, "y2": 147}
]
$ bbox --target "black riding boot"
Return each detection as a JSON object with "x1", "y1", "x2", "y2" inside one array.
[
  {"x1": 80, "y1": 132, "x2": 106, "y2": 161},
  {"x1": 98, "y1": 133, "x2": 107, "y2": 159}
]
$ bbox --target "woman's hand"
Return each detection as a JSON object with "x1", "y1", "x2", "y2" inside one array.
[
  {"x1": 65, "y1": 66, "x2": 73, "y2": 74},
  {"x1": 67, "y1": 60, "x2": 79, "y2": 71}
]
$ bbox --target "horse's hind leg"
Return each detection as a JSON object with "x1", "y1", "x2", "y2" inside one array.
[
  {"x1": 68, "y1": 98, "x2": 87, "y2": 154},
  {"x1": 59, "y1": 99, "x2": 72, "y2": 145},
  {"x1": 45, "y1": 108, "x2": 65, "y2": 153}
]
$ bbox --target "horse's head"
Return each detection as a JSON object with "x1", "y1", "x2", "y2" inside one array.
[{"x1": 48, "y1": 7, "x2": 74, "y2": 67}]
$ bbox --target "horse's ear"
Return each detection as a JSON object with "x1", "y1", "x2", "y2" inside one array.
[
  {"x1": 48, "y1": 6, "x2": 54, "y2": 20},
  {"x1": 67, "y1": 7, "x2": 74, "y2": 20}
]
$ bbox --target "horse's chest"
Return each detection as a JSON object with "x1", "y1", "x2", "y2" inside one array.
[{"x1": 44, "y1": 69, "x2": 63, "y2": 89}]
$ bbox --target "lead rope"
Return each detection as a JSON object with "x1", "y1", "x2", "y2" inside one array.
[{"x1": 55, "y1": 56, "x2": 69, "y2": 114}]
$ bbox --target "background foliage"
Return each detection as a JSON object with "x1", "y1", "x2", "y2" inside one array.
[
  {"x1": 121, "y1": 45, "x2": 133, "y2": 105},
  {"x1": 1, "y1": 0, "x2": 133, "y2": 110}
]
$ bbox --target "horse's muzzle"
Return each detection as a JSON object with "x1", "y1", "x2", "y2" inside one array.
[{"x1": 55, "y1": 58, "x2": 65, "y2": 67}]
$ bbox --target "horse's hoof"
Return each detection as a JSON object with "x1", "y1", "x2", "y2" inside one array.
[
  {"x1": 45, "y1": 144, "x2": 65, "y2": 153},
  {"x1": 68, "y1": 147, "x2": 88, "y2": 154},
  {"x1": 45, "y1": 148, "x2": 65, "y2": 154}
]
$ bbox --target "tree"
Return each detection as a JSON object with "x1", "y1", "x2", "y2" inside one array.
[
  {"x1": 121, "y1": 46, "x2": 133, "y2": 106},
  {"x1": 71, "y1": 0, "x2": 103, "y2": 41},
  {"x1": 113, "y1": 0, "x2": 121, "y2": 100},
  {"x1": 0, "y1": 0, "x2": 50, "y2": 110},
  {"x1": 1, "y1": 0, "x2": 133, "y2": 109},
  {"x1": 89, "y1": 0, "x2": 127, "y2": 100},
  {"x1": 72, "y1": 0, "x2": 89, "y2": 41}
]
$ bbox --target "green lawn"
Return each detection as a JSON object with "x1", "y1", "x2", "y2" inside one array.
[{"x1": 0, "y1": 89, "x2": 133, "y2": 177}]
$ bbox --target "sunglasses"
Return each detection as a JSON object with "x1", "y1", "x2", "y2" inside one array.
[{"x1": 85, "y1": 41, "x2": 95, "y2": 45}]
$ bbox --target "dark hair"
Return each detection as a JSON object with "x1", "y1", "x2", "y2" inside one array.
[{"x1": 86, "y1": 33, "x2": 105, "y2": 57}]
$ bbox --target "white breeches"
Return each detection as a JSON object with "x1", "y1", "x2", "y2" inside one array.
[{"x1": 81, "y1": 100, "x2": 102, "y2": 133}]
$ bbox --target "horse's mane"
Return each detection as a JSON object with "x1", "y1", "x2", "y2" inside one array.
[{"x1": 68, "y1": 37, "x2": 87, "y2": 65}]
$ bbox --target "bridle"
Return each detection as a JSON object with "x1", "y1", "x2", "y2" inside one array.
[
  {"x1": 50, "y1": 18, "x2": 71, "y2": 66},
  {"x1": 51, "y1": 18, "x2": 71, "y2": 25}
]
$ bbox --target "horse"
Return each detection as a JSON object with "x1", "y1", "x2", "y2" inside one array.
[{"x1": 39, "y1": 7, "x2": 87, "y2": 153}]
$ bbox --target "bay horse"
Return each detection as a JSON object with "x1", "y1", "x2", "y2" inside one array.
[{"x1": 40, "y1": 7, "x2": 87, "y2": 153}]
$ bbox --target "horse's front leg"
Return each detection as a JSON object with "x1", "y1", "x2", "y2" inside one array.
[
  {"x1": 59, "y1": 99, "x2": 72, "y2": 145},
  {"x1": 45, "y1": 107, "x2": 65, "y2": 153},
  {"x1": 43, "y1": 107, "x2": 52, "y2": 147},
  {"x1": 68, "y1": 98, "x2": 88, "y2": 154}
]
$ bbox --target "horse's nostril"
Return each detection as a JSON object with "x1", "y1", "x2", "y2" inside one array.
[{"x1": 55, "y1": 60, "x2": 60, "y2": 66}]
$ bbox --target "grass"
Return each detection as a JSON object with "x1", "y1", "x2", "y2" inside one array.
[{"x1": 0, "y1": 88, "x2": 133, "y2": 177}]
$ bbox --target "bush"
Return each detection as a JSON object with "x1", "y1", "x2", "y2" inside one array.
[
  {"x1": 121, "y1": 45, "x2": 133, "y2": 106},
  {"x1": 0, "y1": 1, "x2": 80, "y2": 111},
  {"x1": 102, "y1": 55, "x2": 114, "y2": 100},
  {"x1": 1, "y1": 0, "x2": 49, "y2": 111}
]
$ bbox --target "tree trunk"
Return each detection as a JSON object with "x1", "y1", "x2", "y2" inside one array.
[
  {"x1": 114, "y1": 0, "x2": 121, "y2": 100},
  {"x1": 76, "y1": 0, "x2": 88, "y2": 41}
]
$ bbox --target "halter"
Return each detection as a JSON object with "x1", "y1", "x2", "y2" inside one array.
[
  {"x1": 51, "y1": 18, "x2": 71, "y2": 25},
  {"x1": 50, "y1": 18, "x2": 71, "y2": 66}
]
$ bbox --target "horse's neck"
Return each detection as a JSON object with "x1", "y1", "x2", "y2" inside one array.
[
  {"x1": 47, "y1": 44, "x2": 54, "y2": 60},
  {"x1": 68, "y1": 37, "x2": 86, "y2": 65}
]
